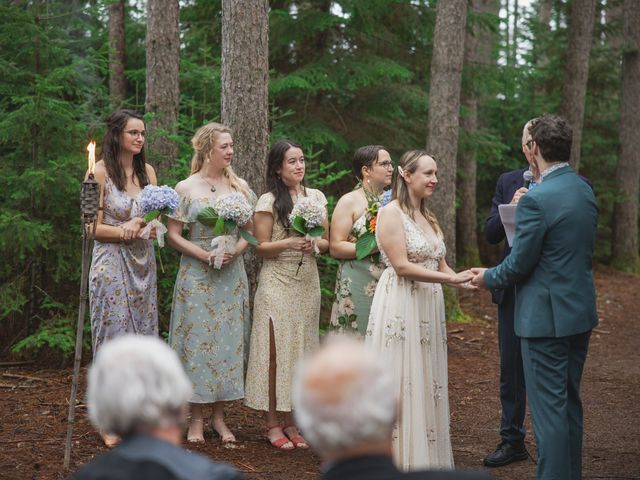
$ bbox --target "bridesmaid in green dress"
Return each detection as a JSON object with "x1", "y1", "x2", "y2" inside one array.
[
  {"x1": 329, "y1": 145, "x2": 394, "y2": 335},
  {"x1": 167, "y1": 123, "x2": 254, "y2": 444}
]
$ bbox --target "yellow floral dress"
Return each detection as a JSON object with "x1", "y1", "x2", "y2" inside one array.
[{"x1": 244, "y1": 189, "x2": 326, "y2": 412}]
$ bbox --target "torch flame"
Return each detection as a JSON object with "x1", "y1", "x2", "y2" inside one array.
[{"x1": 87, "y1": 141, "x2": 96, "y2": 175}]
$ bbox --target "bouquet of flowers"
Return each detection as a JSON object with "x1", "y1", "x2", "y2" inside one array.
[
  {"x1": 196, "y1": 192, "x2": 257, "y2": 269},
  {"x1": 289, "y1": 196, "x2": 326, "y2": 275},
  {"x1": 354, "y1": 189, "x2": 391, "y2": 260},
  {"x1": 138, "y1": 185, "x2": 180, "y2": 247}
]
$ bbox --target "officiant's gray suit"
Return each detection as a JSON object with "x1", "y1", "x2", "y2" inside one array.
[{"x1": 483, "y1": 164, "x2": 598, "y2": 480}]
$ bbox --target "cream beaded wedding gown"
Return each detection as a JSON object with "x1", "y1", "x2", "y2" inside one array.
[{"x1": 365, "y1": 208, "x2": 454, "y2": 471}]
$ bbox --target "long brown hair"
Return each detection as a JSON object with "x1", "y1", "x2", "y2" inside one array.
[
  {"x1": 101, "y1": 109, "x2": 149, "y2": 191},
  {"x1": 266, "y1": 139, "x2": 306, "y2": 227},
  {"x1": 190, "y1": 122, "x2": 251, "y2": 200},
  {"x1": 391, "y1": 150, "x2": 442, "y2": 236}
]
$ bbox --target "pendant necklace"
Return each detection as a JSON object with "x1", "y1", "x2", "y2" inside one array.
[{"x1": 201, "y1": 173, "x2": 217, "y2": 193}]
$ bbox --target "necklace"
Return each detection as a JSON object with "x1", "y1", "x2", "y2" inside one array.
[{"x1": 200, "y1": 173, "x2": 217, "y2": 193}]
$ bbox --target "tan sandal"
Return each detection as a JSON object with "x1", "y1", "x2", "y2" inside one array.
[{"x1": 187, "y1": 418, "x2": 205, "y2": 443}]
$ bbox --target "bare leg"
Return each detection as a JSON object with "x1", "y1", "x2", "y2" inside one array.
[
  {"x1": 212, "y1": 402, "x2": 236, "y2": 443},
  {"x1": 265, "y1": 319, "x2": 293, "y2": 450},
  {"x1": 187, "y1": 403, "x2": 205, "y2": 443}
]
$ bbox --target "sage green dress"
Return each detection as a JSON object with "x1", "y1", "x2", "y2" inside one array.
[
  {"x1": 169, "y1": 192, "x2": 254, "y2": 403},
  {"x1": 329, "y1": 213, "x2": 385, "y2": 335}
]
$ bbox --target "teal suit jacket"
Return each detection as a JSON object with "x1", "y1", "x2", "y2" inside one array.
[{"x1": 483, "y1": 165, "x2": 598, "y2": 338}]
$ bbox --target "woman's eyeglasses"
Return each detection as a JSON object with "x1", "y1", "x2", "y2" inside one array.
[
  {"x1": 125, "y1": 130, "x2": 146, "y2": 138},
  {"x1": 377, "y1": 160, "x2": 394, "y2": 169}
]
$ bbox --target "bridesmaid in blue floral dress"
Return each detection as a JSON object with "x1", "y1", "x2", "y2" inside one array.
[
  {"x1": 167, "y1": 123, "x2": 254, "y2": 444},
  {"x1": 88, "y1": 109, "x2": 159, "y2": 447}
]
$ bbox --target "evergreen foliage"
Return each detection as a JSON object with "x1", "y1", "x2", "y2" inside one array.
[{"x1": 0, "y1": 0, "x2": 635, "y2": 356}]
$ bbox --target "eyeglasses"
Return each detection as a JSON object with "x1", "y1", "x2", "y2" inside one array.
[
  {"x1": 525, "y1": 140, "x2": 534, "y2": 149},
  {"x1": 377, "y1": 160, "x2": 394, "y2": 169},
  {"x1": 125, "y1": 130, "x2": 146, "y2": 138}
]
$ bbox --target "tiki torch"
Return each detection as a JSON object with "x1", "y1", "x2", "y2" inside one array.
[{"x1": 64, "y1": 141, "x2": 99, "y2": 469}]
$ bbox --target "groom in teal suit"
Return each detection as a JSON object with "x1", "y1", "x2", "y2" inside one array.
[{"x1": 471, "y1": 114, "x2": 598, "y2": 480}]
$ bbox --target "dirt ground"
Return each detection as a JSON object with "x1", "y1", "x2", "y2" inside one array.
[{"x1": 0, "y1": 266, "x2": 638, "y2": 480}]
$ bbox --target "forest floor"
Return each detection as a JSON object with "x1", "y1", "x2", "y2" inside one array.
[{"x1": 0, "y1": 265, "x2": 638, "y2": 480}]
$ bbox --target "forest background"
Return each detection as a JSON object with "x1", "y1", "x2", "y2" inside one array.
[{"x1": 1, "y1": 0, "x2": 638, "y2": 360}]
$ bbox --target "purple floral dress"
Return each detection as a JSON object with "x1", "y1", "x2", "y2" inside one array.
[{"x1": 88, "y1": 176, "x2": 158, "y2": 354}]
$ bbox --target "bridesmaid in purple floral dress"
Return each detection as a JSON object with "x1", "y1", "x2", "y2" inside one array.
[{"x1": 88, "y1": 110, "x2": 159, "y2": 360}]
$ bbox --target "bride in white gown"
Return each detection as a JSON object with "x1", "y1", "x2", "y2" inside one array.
[{"x1": 365, "y1": 150, "x2": 475, "y2": 471}]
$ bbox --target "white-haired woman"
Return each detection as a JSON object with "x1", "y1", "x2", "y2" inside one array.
[
  {"x1": 365, "y1": 151, "x2": 475, "y2": 470},
  {"x1": 167, "y1": 123, "x2": 255, "y2": 444},
  {"x1": 68, "y1": 335, "x2": 243, "y2": 479}
]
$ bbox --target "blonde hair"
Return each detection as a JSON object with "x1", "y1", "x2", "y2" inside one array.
[
  {"x1": 391, "y1": 150, "x2": 442, "y2": 236},
  {"x1": 190, "y1": 122, "x2": 251, "y2": 200}
]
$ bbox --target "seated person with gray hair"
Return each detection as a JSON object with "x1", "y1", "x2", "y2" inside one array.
[
  {"x1": 293, "y1": 336, "x2": 493, "y2": 480},
  {"x1": 67, "y1": 335, "x2": 243, "y2": 480}
]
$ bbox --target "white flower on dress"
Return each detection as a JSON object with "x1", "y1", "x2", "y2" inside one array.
[
  {"x1": 364, "y1": 280, "x2": 377, "y2": 297},
  {"x1": 351, "y1": 321, "x2": 358, "y2": 329},
  {"x1": 339, "y1": 298, "x2": 355, "y2": 316},
  {"x1": 369, "y1": 263, "x2": 384, "y2": 280}
]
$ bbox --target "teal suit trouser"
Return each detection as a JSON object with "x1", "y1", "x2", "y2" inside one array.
[{"x1": 521, "y1": 331, "x2": 591, "y2": 480}]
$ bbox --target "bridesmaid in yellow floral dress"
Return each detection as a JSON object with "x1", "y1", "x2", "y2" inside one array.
[
  {"x1": 244, "y1": 140, "x2": 329, "y2": 450},
  {"x1": 329, "y1": 145, "x2": 393, "y2": 335},
  {"x1": 167, "y1": 123, "x2": 254, "y2": 444}
]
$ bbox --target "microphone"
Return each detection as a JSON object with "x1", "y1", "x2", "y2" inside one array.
[{"x1": 523, "y1": 170, "x2": 534, "y2": 189}]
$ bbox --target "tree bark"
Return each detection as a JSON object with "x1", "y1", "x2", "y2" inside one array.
[
  {"x1": 534, "y1": 0, "x2": 553, "y2": 97},
  {"x1": 457, "y1": 0, "x2": 499, "y2": 266},
  {"x1": 427, "y1": 0, "x2": 468, "y2": 268},
  {"x1": 560, "y1": 0, "x2": 597, "y2": 171},
  {"x1": 108, "y1": 0, "x2": 126, "y2": 106},
  {"x1": 145, "y1": 0, "x2": 180, "y2": 176},
  {"x1": 221, "y1": 0, "x2": 269, "y2": 303},
  {"x1": 611, "y1": 0, "x2": 640, "y2": 272}
]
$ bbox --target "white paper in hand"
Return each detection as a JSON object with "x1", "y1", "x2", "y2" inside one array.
[{"x1": 498, "y1": 204, "x2": 517, "y2": 247}]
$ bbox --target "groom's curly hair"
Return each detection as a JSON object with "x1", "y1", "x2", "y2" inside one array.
[{"x1": 529, "y1": 114, "x2": 573, "y2": 164}]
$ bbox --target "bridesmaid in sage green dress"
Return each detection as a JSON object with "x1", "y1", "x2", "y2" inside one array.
[
  {"x1": 329, "y1": 145, "x2": 394, "y2": 335},
  {"x1": 167, "y1": 123, "x2": 254, "y2": 444}
]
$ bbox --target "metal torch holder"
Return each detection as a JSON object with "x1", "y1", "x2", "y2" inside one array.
[{"x1": 64, "y1": 175, "x2": 100, "y2": 469}]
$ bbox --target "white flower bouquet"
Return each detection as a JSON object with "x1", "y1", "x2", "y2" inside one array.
[
  {"x1": 288, "y1": 196, "x2": 326, "y2": 275},
  {"x1": 196, "y1": 192, "x2": 257, "y2": 269}
]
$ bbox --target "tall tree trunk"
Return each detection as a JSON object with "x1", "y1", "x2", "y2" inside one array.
[
  {"x1": 611, "y1": 0, "x2": 640, "y2": 272},
  {"x1": 221, "y1": 0, "x2": 269, "y2": 304},
  {"x1": 457, "y1": 0, "x2": 499, "y2": 266},
  {"x1": 427, "y1": 0, "x2": 468, "y2": 269},
  {"x1": 560, "y1": 0, "x2": 597, "y2": 171},
  {"x1": 145, "y1": 0, "x2": 180, "y2": 176},
  {"x1": 533, "y1": 0, "x2": 553, "y2": 98},
  {"x1": 108, "y1": 0, "x2": 126, "y2": 106}
]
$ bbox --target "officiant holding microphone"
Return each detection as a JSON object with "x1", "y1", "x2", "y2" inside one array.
[
  {"x1": 472, "y1": 114, "x2": 598, "y2": 480},
  {"x1": 481, "y1": 118, "x2": 539, "y2": 467}
]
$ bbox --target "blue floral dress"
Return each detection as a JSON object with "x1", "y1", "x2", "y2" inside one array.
[{"x1": 169, "y1": 193, "x2": 253, "y2": 403}]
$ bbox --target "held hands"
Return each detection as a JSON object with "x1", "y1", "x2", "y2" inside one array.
[
  {"x1": 448, "y1": 270, "x2": 478, "y2": 290},
  {"x1": 469, "y1": 268, "x2": 488, "y2": 289},
  {"x1": 288, "y1": 237, "x2": 315, "y2": 254},
  {"x1": 510, "y1": 187, "x2": 529, "y2": 205}
]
